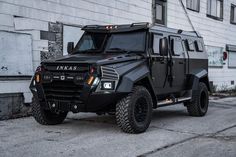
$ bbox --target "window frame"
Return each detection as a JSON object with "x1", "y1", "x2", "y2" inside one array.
[
  {"x1": 154, "y1": 0, "x2": 167, "y2": 25},
  {"x1": 186, "y1": 0, "x2": 200, "y2": 12},
  {"x1": 206, "y1": 0, "x2": 224, "y2": 21},
  {"x1": 206, "y1": 45, "x2": 224, "y2": 67},
  {"x1": 185, "y1": 39, "x2": 195, "y2": 52},
  {"x1": 226, "y1": 44, "x2": 236, "y2": 68},
  {"x1": 152, "y1": 33, "x2": 164, "y2": 55},
  {"x1": 170, "y1": 35, "x2": 184, "y2": 56},
  {"x1": 230, "y1": 4, "x2": 236, "y2": 25},
  {"x1": 194, "y1": 40, "x2": 204, "y2": 52}
]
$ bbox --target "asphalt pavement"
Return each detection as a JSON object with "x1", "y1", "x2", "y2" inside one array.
[{"x1": 0, "y1": 97, "x2": 236, "y2": 157}]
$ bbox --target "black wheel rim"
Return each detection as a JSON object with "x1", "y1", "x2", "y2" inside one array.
[
  {"x1": 200, "y1": 91, "x2": 207, "y2": 110},
  {"x1": 134, "y1": 97, "x2": 148, "y2": 123}
]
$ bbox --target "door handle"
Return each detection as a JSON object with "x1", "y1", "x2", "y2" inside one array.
[
  {"x1": 160, "y1": 61, "x2": 166, "y2": 64},
  {"x1": 179, "y1": 61, "x2": 184, "y2": 64}
]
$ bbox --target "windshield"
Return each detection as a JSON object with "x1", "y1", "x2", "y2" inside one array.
[
  {"x1": 74, "y1": 33, "x2": 106, "y2": 52},
  {"x1": 73, "y1": 31, "x2": 146, "y2": 53},
  {"x1": 106, "y1": 31, "x2": 146, "y2": 52}
]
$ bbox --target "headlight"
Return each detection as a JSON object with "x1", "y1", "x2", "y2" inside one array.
[{"x1": 101, "y1": 81, "x2": 115, "y2": 90}]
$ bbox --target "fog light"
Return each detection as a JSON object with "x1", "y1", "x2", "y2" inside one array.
[
  {"x1": 101, "y1": 81, "x2": 115, "y2": 90},
  {"x1": 52, "y1": 103, "x2": 56, "y2": 108},
  {"x1": 43, "y1": 74, "x2": 51, "y2": 81}
]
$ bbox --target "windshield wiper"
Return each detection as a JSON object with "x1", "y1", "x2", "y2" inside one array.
[
  {"x1": 74, "y1": 48, "x2": 99, "y2": 54},
  {"x1": 106, "y1": 48, "x2": 128, "y2": 53},
  {"x1": 106, "y1": 48, "x2": 145, "y2": 57}
]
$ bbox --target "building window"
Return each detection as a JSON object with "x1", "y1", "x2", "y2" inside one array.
[
  {"x1": 207, "y1": 0, "x2": 223, "y2": 20},
  {"x1": 186, "y1": 0, "x2": 200, "y2": 12},
  {"x1": 206, "y1": 45, "x2": 224, "y2": 67},
  {"x1": 226, "y1": 45, "x2": 236, "y2": 68},
  {"x1": 155, "y1": 0, "x2": 167, "y2": 25},
  {"x1": 231, "y1": 4, "x2": 236, "y2": 24}
]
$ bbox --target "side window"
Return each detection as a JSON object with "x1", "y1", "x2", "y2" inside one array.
[
  {"x1": 185, "y1": 39, "x2": 195, "y2": 51},
  {"x1": 194, "y1": 40, "x2": 204, "y2": 52},
  {"x1": 153, "y1": 34, "x2": 163, "y2": 54},
  {"x1": 170, "y1": 36, "x2": 184, "y2": 55}
]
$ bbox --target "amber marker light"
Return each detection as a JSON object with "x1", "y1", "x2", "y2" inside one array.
[
  {"x1": 35, "y1": 74, "x2": 41, "y2": 83},
  {"x1": 87, "y1": 76, "x2": 95, "y2": 85}
]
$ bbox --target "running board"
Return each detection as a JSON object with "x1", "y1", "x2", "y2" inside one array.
[{"x1": 157, "y1": 96, "x2": 191, "y2": 107}]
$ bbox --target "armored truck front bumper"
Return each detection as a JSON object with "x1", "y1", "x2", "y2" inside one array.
[
  {"x1": 30, "y1": 64, "x2": 126, "y2": 113},
  {"x1": 30, "y1": 79, "x2": 126, "y2": 112}
]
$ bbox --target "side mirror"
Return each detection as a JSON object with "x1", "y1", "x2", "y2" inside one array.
[
  {"x1": 67, "y1": 42, "x2": 74, "y2": 54},
  {"x1": 159, "y1": 37, "x2": 168, "y2": 56}
]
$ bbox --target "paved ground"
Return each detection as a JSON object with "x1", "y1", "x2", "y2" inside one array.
[{"x1": 0, "y1": 97, "x2": 236, "y2": 157}]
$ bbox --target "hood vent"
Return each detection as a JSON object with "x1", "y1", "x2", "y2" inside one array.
[{"x1": 101, "y1": 66, "x2": 119, "y2": 80}]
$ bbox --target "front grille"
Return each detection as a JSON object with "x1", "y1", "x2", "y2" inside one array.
[
  {"x1": 42, "y1": 63, "x2": 89, "y2": 103},
  {"x1": 42, "y1": 62, "x2": 89, "y2": 103},
  {"x1": 43, "y1": 81, "x2": 84, "y2": 102},
  {"x1": 101, "y1": 66, "x2": 119, "y2": 80}
]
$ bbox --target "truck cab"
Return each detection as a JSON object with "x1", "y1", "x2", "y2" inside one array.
[{"x1": 30, "y1": 23, "x2": 211, "y2": 133}]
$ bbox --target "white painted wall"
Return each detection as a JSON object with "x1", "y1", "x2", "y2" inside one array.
[{"x1": 167, "y1": 0, "x2": 236, "y2": 90}]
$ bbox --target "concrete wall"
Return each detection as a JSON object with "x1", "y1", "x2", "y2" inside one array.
[
  {"x1": 0, "y1": 0, "x2": 152, "y2": 107},
  {"x1": 167, "y1": 0, "x2": 236, "y2": 90}
]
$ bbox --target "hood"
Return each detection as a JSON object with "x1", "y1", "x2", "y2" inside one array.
[{"x1": 42, "y1": 53, "x2": 144, "y2": 66}]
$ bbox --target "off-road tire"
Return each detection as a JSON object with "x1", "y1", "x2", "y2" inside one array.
[
  {"x1": 185, "y1": 82, "x2": 209, "y2": 117},
  {"x1": 32, "y1": 97, "x2": 68, "y2": 125},
  {"x1": 116, "y1": 86, "x2": 153, "y2": 134}
]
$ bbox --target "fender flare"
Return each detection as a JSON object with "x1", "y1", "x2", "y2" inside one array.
[
  {"x1": 187, "y1": 69, "x2": 212, "y2": 93},
  {"x1": 116, "y1": 65, "x2": 157, "y2": 106}
]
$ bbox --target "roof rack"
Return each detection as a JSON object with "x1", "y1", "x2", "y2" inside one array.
[
  {"x1": 82, "y1": 25, "x2": 100, "y2": 29},
  {"x1": 131, "y1": 22, "x2": 149, "y2": 27},
  {"x1": 150, "y1": 25, "x2": 202, "y2": 37}
]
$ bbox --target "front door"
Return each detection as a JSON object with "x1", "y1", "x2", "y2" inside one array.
[
  {"x1": 151, "y1": 33, "x2": 186, "y2": 95},
  {"x1": 169, "y1": 36, "x2": 186, "y2": 90},
  {"x1": 151, "y1": 33, "x2": 170, "y2": 95}
]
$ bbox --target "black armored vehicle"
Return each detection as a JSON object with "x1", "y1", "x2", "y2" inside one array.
[{"x1": 30, "y1": 23, "x2": 211, "y2": 133}]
